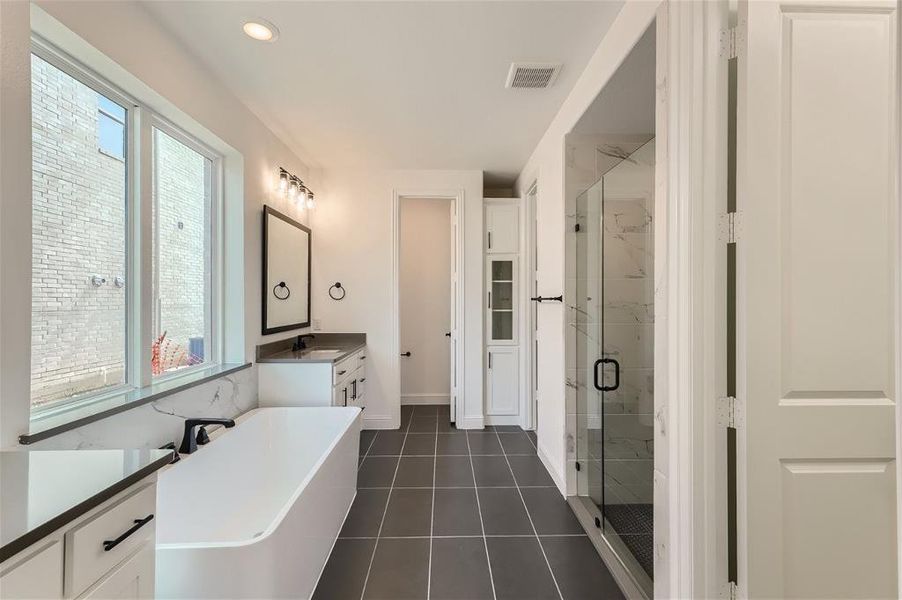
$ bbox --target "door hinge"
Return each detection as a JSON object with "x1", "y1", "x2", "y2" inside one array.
[
  {"x1": 721, "y1": 581, "x2": 738, "y2": 600},
  {"x1": 720, "y1": 26, "x2": 743, "y2": 60},
  {"x1": 717, "y1": 396, "x2": 744, "y2": 429},
  {"x1": 719, "y1": 211, "x2": 741, "y2": 244}
]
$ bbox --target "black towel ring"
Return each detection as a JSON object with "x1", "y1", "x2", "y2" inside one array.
[
  {"x1": 329, "y1": 282, "x2": 346, "y2": 301},
  {"x1": 273, "y1": 281, "x2": 291, "y2": 300}
]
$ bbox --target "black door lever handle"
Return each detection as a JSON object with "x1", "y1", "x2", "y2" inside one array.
[
  {"x1": 445, "y1": 332, "x2": 451, "y2": 337},
  {"x1": 401, "y1": 351, "x2": 411, "y2": 357},
  {"x1": 530, "y1": 295, "x2": 563, "y2": 303}
]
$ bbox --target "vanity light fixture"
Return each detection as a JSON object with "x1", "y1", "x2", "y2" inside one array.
[
  {"x1": 276, "y1": 167, "x2": 316, "y2": 209},
  {"x1": 243, "y1": 19, "x2": 279, "y2": 42},
  {"x1": 278, "y1": 167, "x2": 289, "y2": 195}
]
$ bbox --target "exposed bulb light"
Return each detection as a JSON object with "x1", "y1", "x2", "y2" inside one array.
[
  {"x1": 278, "y1": 168, "x2": 289, "y2": 195},
  {"x1": 275, "y1": 165, "x2": 315, "y2": 210},
  {"x1": 243, "y1": 19, "x2": 279, "y2": 42}
]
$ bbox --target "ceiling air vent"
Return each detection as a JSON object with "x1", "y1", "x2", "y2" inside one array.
[{"x1": 505, "y1": 62, "x2": 562, "y2": 89}]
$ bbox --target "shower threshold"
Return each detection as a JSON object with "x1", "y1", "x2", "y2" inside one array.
[{"x1": 568, "y1": 496, "x2": 653, "y2": 600}]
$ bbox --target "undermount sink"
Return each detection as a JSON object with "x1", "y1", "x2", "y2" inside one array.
[{"x1": 300, "y1": 349, "x2": 344, "y2": 359}]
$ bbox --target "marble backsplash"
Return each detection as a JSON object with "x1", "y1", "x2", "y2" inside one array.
[{"x1": 27, "y1": 367, "x2": 257, "y2": 451}]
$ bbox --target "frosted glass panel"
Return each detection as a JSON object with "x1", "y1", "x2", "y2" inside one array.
[
  {"x1": 492, "y1": 260, "x2": 513, "y2": 280},
  {"x1": 491, "y1": 312, "x2": 513, "y2": 340},
  {"x1": 492, "y1": 282, "x2": 513, "y2": 310}
]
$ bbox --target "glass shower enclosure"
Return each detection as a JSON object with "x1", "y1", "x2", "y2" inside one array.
[{"x1": 572, "y1": 139, "x2": 655, "y2": 595}]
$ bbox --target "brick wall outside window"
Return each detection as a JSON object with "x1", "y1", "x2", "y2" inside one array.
[{"x1": 31, "y1": 56, "x2": 209, "y2": 407}]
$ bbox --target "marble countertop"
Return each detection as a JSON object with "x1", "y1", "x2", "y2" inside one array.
[
  {"x1": 0, "y1": 448, "x2": 173, "y2": 563},
  {"x1": 256, "y1": 333, "x2": 366, "y2": 364}
]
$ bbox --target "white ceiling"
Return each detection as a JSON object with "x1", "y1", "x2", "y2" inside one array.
[{"x1": 141, "y1": 1, "x2": 625, "y2": 186}]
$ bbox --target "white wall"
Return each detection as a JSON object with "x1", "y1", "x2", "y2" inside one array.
[
  {"x1": 514, "y1": 0, "x2": 661, "y2": 493},
  {"x1": 399, "y1": 197, "x2": 452, "y2": 405},
  {"x1": 312, "y1": 169, "x2": 483, "y2": 429},
  {"x1": 0, "y1": 1, "x2": 34, "y2": 448},
  {"x1": 0, "y1": 1, "x2": 316, "y2": 448}
]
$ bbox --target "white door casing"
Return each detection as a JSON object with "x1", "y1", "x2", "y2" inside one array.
[
  {"x1": 450, "y1": 200, "x2": 458, "y2": 422},
  {"x1": 737, "y1": 1, "x2": 899, "y2": 598}
]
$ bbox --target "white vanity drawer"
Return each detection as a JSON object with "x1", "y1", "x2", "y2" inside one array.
[
  {"x1": 0, "y1": 539, "x2": 63, "y2": 600},
  {"x1": 356, "y1": 350, "x2": 367, "y2": 370},
  {"x1": 333, "y1": 359, "x2": 354, "y2": 385},
  {"x1": 77, "y1": 541, "x2": 154, "y2": 600},
  {"x1": 65, "y1": 484, "x2": 155, "y2": 598},
  {"x1": 355, "y1": 374, "x2": 367, "y2": 408}
]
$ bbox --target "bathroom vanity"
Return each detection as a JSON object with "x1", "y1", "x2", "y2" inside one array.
[
  {"x1": 0, "y1": 449, "x2": 173, "y2": 600},
  {"x1": 256, "y1": 333, "x2": 367, "y2": 410}
]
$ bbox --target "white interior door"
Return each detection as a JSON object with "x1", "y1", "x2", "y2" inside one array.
[{"x1": 737, "y1": 1, "x2": 899, "y2": 597}]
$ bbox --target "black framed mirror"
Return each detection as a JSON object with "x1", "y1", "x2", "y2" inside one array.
[{"x1": 262, "y1": 205, "x2": 311, "y2": 334}]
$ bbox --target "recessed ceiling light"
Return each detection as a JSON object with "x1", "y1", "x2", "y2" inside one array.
[{"x1": 243, "y1": 19, "x2": 279, "y2": 42}]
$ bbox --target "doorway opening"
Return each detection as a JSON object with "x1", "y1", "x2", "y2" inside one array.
[
  {"x1": 396, "y1": 195, "x2": 459, "y2": 424},
  {"x1": 564, "y1": 20, "x2": 656, "y2": 599}
]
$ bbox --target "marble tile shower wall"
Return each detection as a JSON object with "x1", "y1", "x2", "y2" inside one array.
[
  {"x1": 599, "y1": 193, "x2": 654, "y2": 506},
  {"x1": 27, "y1": 368, "x2": 256, "y2": 451},
  {"x1": 564, "y1": 136, "x2": 654, "y2": 506}
]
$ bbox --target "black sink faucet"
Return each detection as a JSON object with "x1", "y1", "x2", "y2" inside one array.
[
  {"x1": 292, "y1": 334, "x2": 316, "y2": 352},
  {"x1": 178, "y1": 418, "x2": 235, "y2": 454}
]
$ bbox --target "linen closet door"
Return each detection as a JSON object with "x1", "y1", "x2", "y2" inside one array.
[{"x1": 737, "y1": 0, "x2": 899, "y2": 598}]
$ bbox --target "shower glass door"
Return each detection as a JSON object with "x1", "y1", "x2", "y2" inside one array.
[{"x1": 574, "y1": 139, "x2": 655, "y2": 594}]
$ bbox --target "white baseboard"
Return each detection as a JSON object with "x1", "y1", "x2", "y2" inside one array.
[
  {"x1": 401, "y1": 394, "x2": 450, "y2": 405},
  {"x1": 485, "y1": 414, "x2": 522, "y2": 426},
  {"x1": 455, "y1": 415, "x2": 485, "y2": 430},
  {"x1": 363, "y1": 413, "x2": 397, "y2": 430},
  {"x1": 537, "y1": 441, "x2": 566, "y2": 495}
]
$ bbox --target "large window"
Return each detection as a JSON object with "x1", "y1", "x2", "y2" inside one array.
[
  {"x1": 30, "y1": 44, "x2": 221, "y2": 412},
  {"x1": 151, "y1": 126, "x2": 215, "y2": 376},
  {"x1": 30, "y1": 53, "x2": 129, "y2": 408}
]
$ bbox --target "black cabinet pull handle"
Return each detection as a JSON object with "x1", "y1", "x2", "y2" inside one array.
[
  {"x1": 352, "y1": 380, "x2": 357, "y2": 400},
  {"x1": 337, "y1": 370, "x2": 347, "y2": 376},
  {"x1": 103, "y1": 514, "x2": 154, "y2": 552},
  {"x1": 343, "y1": 387, "x2": 348, "y2": 406},
  {"x1": 401, "y1": 351, "x2": 411, "y2": 357},
  {"x1": 593, "y1": 358, "x2": 620, "y2": 392},
  {"x1": 360, "y1": 377, "x2": 366, "y2": 383}
]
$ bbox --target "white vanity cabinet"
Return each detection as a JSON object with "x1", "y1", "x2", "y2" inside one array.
[
  {"x1": 259, "y1": 347, "x2": 367, "y2": 410},
  {"x1": 0, "y1": 540, "x2": 63, "y2": 599},
  {"x1": 0, "y1": 480, "x2": 158, "y2": 600},
  {"x1": 486, "y1": 346, "x2": 519, "y2": 417},
  {"x1": 484, "y1": 198, "x2": 523, "y2": 425},
  {"x1": 486, "y1": 255, "x2": 518, "y2": 345},
  {"x1": 485, "y1": 200, "x2": 519, "y2": 254}
]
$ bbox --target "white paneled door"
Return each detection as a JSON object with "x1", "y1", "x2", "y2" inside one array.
[{"x1": 738, "y1": 0, "x2": 899, "y2": 598}]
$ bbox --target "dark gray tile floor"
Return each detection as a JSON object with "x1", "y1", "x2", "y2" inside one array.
[{"x1": 314, "y1": 405, "x2": 624, "y2": 600}]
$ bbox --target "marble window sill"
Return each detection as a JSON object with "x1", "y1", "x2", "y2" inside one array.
[{"x1": 20, "y1": 363, "x2": 252, "y2": 445}]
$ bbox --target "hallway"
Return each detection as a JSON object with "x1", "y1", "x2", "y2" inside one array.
[{"x1": 313, "y1": 405, "x2": 624, "y2": 599}]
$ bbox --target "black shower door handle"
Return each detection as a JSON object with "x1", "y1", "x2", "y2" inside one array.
[{"x1": 593, "y1": 358, "x2": 620, "y2": 392}]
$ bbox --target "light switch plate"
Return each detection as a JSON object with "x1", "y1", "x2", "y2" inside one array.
[{"x1": 312, "y1": 319, "x2": 322, "y2": 331}]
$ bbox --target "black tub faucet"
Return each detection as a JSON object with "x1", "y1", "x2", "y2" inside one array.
[
  {"x1": 179, "y1": 418, "x2": 235, "y2": 454},
  {"x1": 292, "y1": 334, "x2": 316, "y2": 352}
]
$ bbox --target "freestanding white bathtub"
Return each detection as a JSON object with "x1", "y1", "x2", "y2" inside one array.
[{"x1": 155, "y1": 407, "x2": 361, "y2": 599}]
